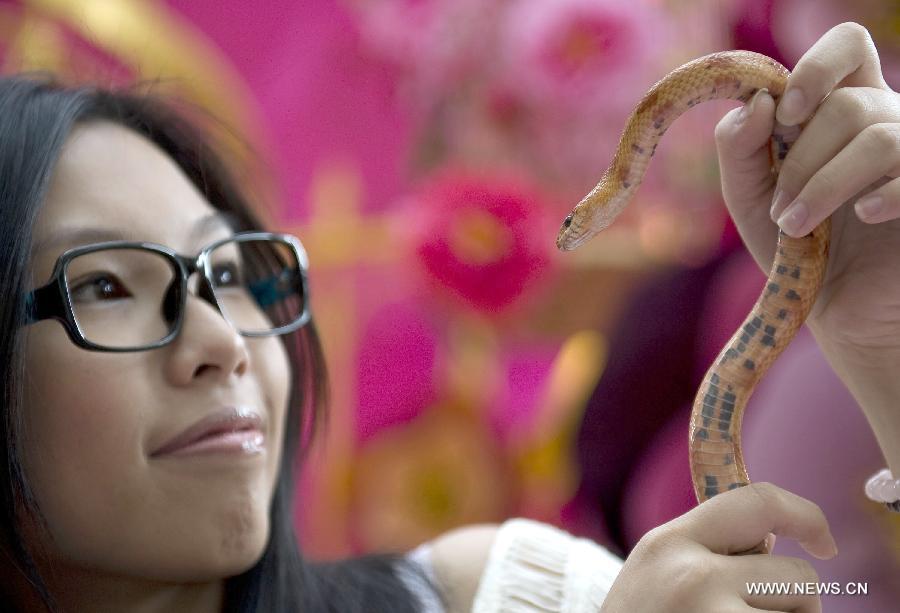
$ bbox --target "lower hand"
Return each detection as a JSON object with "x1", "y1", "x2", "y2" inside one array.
[{"x1": 601, "y1": 482, "x2": 837, "y2": 612}]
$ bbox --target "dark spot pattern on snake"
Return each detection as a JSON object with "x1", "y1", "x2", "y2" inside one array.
[
  {"x1": 720, "y1": 392, "x2": 736, "y2": 428},
  {"x1": 761, "y1": 325, "x2": 776, "y2": 347},
  {"x1": 705, "y1": 475, "x2": 719, "y2": 498},
  {"x1": 704, "y1": 475, "x2": 719, "y2": 498},
  {"x1": 701, "y1": 382, "x2": 719, "y2": 428},
  {"x1": 771, "y1": 132, "x2": 790, "y2": 160},
  {"x1": 704, "y1": 376, "x2": 721, "y2": 416}
]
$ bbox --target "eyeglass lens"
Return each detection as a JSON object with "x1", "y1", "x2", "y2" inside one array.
[{"x1": 63, "y1": 238, "x2": 305, "y2": 349}]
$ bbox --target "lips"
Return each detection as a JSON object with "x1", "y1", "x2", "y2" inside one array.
[{"x1": 150, "y1": 406, "x2": 264, "y2": 458}]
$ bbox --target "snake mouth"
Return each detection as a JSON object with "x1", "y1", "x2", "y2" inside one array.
[{"x1": 557, "y1": 226, "x2": 590, "y2": 251}]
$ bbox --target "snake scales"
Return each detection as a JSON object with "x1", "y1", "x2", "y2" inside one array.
[{"x1": 556, "y1": 51, "x2": 830, "y2": 549}]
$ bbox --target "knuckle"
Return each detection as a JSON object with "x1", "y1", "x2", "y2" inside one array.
[
  {"x1": 836, "y1": 21, "x2": 872, "y2": 45},
  {"x1": 787, "y1": 556, "x2": 820, "y2": 583},
  {"x1": 862, "y1": 123, "x2": 900, "y2": 153},
  {"x1": 666, "y1": 550, "x2": 715, "y2": 595},
  {"x1": 744, "y1": 481, "x2": 782, "y2": 512},
  {"x1": 821, "y1": 88, "x2": 868, "y2": 126},
  {"x1": 636, "y1": 525, "x2": 677, "y2": 559}
]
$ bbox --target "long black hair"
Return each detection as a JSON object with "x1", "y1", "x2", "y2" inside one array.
[{"x1": 0, "y1": 74, "x2": 435, "y2": 612}]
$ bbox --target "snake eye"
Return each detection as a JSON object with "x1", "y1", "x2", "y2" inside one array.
[{"x1": 563, "y1": 213, "x2": 573, "y2": 229}]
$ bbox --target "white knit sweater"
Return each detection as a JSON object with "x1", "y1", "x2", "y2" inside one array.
[{"x1": 402, "y1": 518, "x2": 624, "y2": 612}]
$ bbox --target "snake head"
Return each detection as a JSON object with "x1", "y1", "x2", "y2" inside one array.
[{"x1": 556, "y1": 204, "x2": 600, "y2": 251}]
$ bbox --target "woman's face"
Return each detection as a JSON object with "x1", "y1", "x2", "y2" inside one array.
[{"x1": 21, "y1": 121, "x2": 291, "y2": 583}]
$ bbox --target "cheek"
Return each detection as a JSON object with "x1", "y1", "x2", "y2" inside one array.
[
  {"x1": 21, "y1": 326, "x2": 148, "y2": 552},
  {"x1": 249, "y1": 336, "x2": 291, "y2": 487}
]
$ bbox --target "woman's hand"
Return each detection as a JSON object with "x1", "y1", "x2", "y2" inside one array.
[
  {"x1": 714, "y1": 22, "x2": 900, "y2": 470},
  {"x1": 601, "y1": 482, "x2": 837, "y2": 613}
]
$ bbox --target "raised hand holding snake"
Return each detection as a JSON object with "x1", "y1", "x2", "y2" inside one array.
[{"x1": 558, "y1": 21, "x2": 900, "y2": 563}]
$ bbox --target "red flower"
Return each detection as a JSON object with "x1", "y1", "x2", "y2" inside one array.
[{"x1": 405, "y1": 170, "x2": 557, "y2": 313}]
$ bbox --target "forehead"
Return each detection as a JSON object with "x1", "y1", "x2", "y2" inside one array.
[{"x1": 34, "y1": 121, "x2": 224, "y2": 254}]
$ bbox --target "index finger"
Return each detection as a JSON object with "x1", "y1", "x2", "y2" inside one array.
[
  {"x1": 777, "y1": 21, "x2": 890, "y2": 126},
  {"x1": 675, "y1": 482, "x2": 838, "y2": 560}
]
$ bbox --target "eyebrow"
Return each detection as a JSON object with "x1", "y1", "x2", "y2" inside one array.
[{"x1": 33, "y1": 211, "x2": 239, "y2": 254}]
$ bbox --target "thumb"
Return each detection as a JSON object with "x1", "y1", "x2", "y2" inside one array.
[{"x1": 714, "y1": 88, "x2": 779, "y2": 270}]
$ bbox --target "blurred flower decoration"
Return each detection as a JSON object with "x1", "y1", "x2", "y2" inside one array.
[
  {"x1": 355, "y1": 299, "x2": 438, "y2": 443},
  {"x1": 495, "y1": 0, "x2": 669, "y2": 111},
  {"x1": 349, "y1": 0, "x2": 504, "y2": 119},
  {"x1": 349, "y1": 402, "x2": 511, "y2": 551},
  {"x1": 403, "y1": 169, "x2": 557, "y2": 314}
]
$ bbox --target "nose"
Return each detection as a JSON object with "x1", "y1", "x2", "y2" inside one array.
[{"x1": 164, "y1": 272, "x2": 250, "y2": 384}]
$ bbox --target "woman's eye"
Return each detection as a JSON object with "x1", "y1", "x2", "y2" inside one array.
[
  {"x1": 212, "y1": 262, "x2": 242, "y2": 287},
  {"x1": 69, "y1": 274, "x2": 131, "y2": 303}
]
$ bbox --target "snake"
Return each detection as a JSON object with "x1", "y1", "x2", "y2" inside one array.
[{"x1": 556, "y1": 51, "x2": 830, "y2": 552}]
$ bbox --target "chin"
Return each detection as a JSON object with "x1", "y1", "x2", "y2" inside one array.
[
  {"x1": 172, "y1": 504, "x2": 272, "y2": 581},
  {"x1": 216, "y1": 508, "x2": 272, "y2": 574}
]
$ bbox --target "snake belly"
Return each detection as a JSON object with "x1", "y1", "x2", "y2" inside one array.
[{"x1": 556, "y1": 51, "x2": 830, "y2": 517}]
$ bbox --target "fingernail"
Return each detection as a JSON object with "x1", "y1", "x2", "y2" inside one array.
[
  {"x1": 855, "y1": 195, "x2": 884, "y2": 221},
  {"x1": 770, "y1": 189, "x2": 791, "y2": 222},
  {"x1": 777, "y1": 200, "x2": 808, "y2": 236},
  {"x1": 738, "y1": 88, "x2": 769, "y2": 124},
  {"x1": 778, "y1": 88, "x2": 805, "y2": 125}
]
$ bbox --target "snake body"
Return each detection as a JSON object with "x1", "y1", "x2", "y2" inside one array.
[{"x1": 557, "y1": 51, "x2": 830, "y2": 524}]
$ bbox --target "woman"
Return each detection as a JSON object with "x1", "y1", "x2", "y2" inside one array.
[{"x1": 0, "y1": 22, "x2": 894, "y2": 612}]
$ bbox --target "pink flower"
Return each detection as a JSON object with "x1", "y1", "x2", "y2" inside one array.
[
  {"x1": 351, "y1": 0, "x2": 504, "y2": 115},
  {"x1": 404, "y1": 169, "x2": 557, "y2": 314},
  {"x1": 496, "y1": 0, "x2": 671, "y2": 112}
]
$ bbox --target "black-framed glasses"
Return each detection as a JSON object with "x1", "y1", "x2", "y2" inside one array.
[{"x1": 24, "y1": 231, "x2": 311, "y2": 352}]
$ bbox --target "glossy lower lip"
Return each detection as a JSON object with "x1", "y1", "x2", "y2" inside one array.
[{"x1": 155, "y1": 430, "x2": 265, "y2": 458}]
